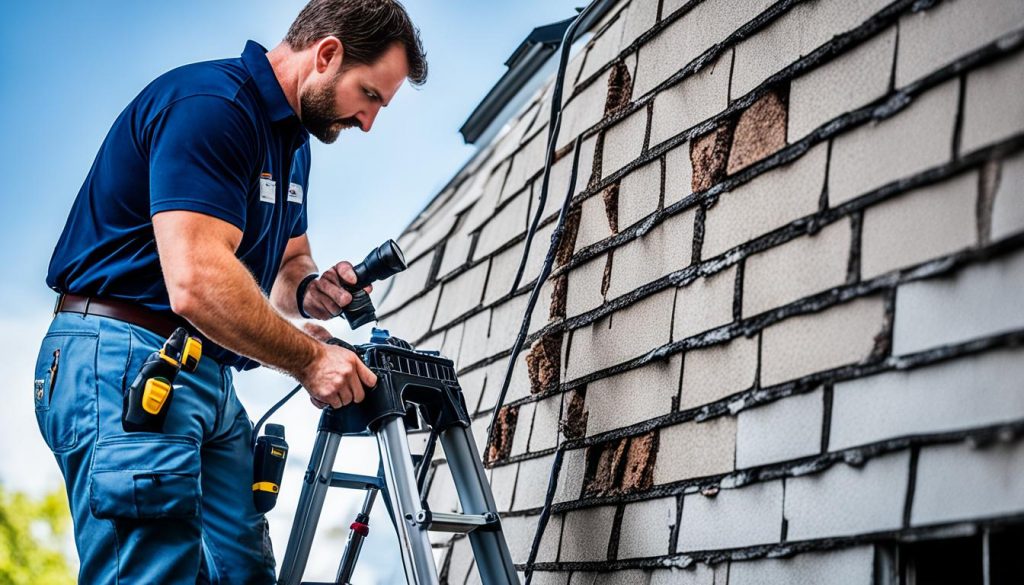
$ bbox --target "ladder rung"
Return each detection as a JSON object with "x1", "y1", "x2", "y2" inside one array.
[
  {"x1": 329, "y1": 472, "x2": 384, "y2": 490},
  {"x1": 417, "y1": 511, "x2": 497, "y2": 533}
]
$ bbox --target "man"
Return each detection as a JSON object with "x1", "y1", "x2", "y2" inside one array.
[{"x1": 34, "y1": 0, "x2": 427, "y2": 582}]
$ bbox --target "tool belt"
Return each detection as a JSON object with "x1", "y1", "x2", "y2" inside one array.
[{"x1": 54, "y1": 293, "x2": 195, "y2": 339}]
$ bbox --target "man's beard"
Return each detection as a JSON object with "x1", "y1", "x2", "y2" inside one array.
[{"x1": 299, "y1": 79, "x2": 359, "y2": 144}]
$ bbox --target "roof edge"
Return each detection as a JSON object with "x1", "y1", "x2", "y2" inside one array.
[{"x1": 458, "y1": 1, "x2": 618, "y2": 144}]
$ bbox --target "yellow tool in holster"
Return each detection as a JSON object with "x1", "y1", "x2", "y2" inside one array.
[{"x1": 123, "y1": 327, "x2": 202, "y2": 433}]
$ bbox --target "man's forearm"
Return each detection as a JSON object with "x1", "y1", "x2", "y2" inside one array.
[
  {"x1": 171, "y1": 246, "x2": 321, "y2": 377},
  {"x1": 271, "y1": 251, "x2": 318, "y2": 318}
]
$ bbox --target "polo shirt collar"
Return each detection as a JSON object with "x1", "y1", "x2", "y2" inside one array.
[{"x1": 241, "y1": 40, "x2": 300, "y2": 124}]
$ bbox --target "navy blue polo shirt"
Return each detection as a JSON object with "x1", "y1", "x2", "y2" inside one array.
[{"x1": 47, "y1": 41, "x2": 311, "y2": 369}]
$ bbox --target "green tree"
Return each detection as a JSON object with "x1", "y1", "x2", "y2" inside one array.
[{"x1": 0, "y1": 485, "x2": 75, "y2": 585}]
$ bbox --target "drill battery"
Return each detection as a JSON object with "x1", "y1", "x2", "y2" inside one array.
[
  {"x1": 123, "y1": 327, "x2": 202, "y2": 433},
  {"x1": 253, "y1": 423, "x2": 289, "y2": 513}
]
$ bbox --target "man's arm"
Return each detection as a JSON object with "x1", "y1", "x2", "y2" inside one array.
[
  {"x1": 270, "y1": 234, "x2": 319, "y2": 318},
  {"x1": 153, "y1": 210, "x2": 376, "y2": 408},
  {"x1": 270, "y1": 234, "x2": 371, "y2": 320}
]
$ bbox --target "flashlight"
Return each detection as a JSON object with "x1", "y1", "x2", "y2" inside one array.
[{"x1": 341, "y1": 239, "x2": 407, "y2": 328}]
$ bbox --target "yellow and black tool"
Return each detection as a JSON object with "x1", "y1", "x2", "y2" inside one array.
[
  {"x1": 123, "y1": 327, "x2": 202, "y2": 433},
  {"x1": 253, "y1": 423, "x2": 289, "y2": 513}
]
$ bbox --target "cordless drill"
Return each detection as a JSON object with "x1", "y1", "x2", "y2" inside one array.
[{"x1": 123, "y1": 327, "x2": 203, "y2": 433}]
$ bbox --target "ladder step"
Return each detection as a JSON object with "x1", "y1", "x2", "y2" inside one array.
[
  {"x1": 416, "y1": 510, "x2": 498, "y2": 533},
  {"x1": 329, "y1": 472, "x2": 384, "y2": 491}
]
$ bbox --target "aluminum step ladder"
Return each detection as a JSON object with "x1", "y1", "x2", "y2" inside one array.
[{"x1": 276, "y1": 330, "x2": 519, "y2": 585}]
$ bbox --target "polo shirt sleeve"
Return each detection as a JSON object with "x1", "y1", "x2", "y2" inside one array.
[{"x1": 147, "y1": 95, "x2": 258, "y2": 231}]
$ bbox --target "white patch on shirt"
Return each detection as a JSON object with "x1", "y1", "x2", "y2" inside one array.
[
  {"x1": 287, "y1": 182, "x2": 304, "y2": 204},
  {"x1": 259, "y1": 177, "x2": 276, "y2": 204}
]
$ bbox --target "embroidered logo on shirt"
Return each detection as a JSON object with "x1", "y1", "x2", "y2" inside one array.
[
  {"x1": 259, "y1": 172, "x2": 276, "y2": 204},
  {"x1": 287, "y1": 183, "x2": 304, "y2": 204}
]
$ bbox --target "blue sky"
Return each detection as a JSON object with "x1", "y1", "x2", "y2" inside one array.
[
  {"x1": 0, "y1": 1, "x2": 579, "y2": 580},
  {"x1": 0, "y1": 0, "x2": 580, "y2": 313}
]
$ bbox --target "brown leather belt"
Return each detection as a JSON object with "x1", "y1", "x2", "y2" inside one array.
[{"x1": 54, "y1": 294, "x2": 193, "y2": 339}]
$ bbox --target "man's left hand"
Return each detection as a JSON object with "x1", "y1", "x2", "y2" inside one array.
[{"x1": 301, "y1": 261, "x2": 373, "y2": 320}]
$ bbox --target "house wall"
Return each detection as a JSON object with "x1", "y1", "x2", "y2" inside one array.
[{"x1": 374, "y1": 0, "x2": 1024, "y2": 582}]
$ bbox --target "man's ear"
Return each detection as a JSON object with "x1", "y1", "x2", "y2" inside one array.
[{"x1": 313, "y1": 36, "x2": 345, "y2": 75}]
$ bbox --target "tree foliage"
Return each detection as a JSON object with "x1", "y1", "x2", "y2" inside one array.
[{"x1": 0, "y1": 485, "x2": 75, "y2": 585}]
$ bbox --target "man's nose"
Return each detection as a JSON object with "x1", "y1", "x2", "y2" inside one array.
[{"x1": 359, "y1": 106, "x2": 381, "y2": 132}]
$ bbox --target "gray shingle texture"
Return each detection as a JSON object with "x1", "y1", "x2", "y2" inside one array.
[{"x1": 379, "y1": 0, "x2": 1024, "y2": 578}]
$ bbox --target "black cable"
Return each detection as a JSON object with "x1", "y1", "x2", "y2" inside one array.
[
  {"x1": 485, "y1": 137, "x2": 583, "y2": 447},
  {"x1": 519, "y1": 138, "x2": 581, "y2": 585},
  {"x1": 507, "y1": 3, "x2": 596, "y2": 295},
  {"x1": 522, "y1": 448, "x2": 564, "y2": 584},
  {"x1": 252, "y1": 383, "x2": 303, "y2": 449},
  {"x1": 251, "y1": 338, "x2": 357, "y2": 448},
  {"x1": 486, "y1": 0, "x2": 596, "y2": 461},
  {"x1": 483, "y1": 4, "x2": 598, "y2": 583}
]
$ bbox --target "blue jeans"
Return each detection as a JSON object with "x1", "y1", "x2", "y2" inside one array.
[{"x1": 33, "y1": 313, "x2": 277, "y2": 584}]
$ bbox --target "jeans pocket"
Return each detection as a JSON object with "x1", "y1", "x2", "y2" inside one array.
[
  {"x1": 34, "y1": 331, "x2": 97, "y2": 452},
  {"x1": 89, "y1": 434, "x2": 201, "y2": 520}
]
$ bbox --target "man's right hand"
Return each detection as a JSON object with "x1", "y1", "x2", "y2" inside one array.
[
  {"x1": 299, "y1": 342, "x2": 378, "y2": 409},
  {"x1": 301, "y1": 261, "x2": 373, "y2": 320}
]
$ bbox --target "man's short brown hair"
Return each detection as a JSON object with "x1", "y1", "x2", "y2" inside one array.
[{"x1": 285, "y1": 0, "x2": 427, "y2": 86}]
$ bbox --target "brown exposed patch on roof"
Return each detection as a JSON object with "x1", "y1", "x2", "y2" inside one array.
[
  {"x1": 604, "y1": 60, "x2": 633, "y2": 117},
  {"x1": 583, "y1": 438, "x2": 628, "y2": 497},
  {"x1": 690, "y1": 123, "x2": 734, "y2": 192},
  {"x1": 727, "y1": 87, "x2": 789, "y2": 174},
  {"x1": 602, "y1": 182, "x2": 620, "y2": 234},
  {"x1": 582, "y1": 431, "x2": 659, "y2": 497},
  {"x1": 486, "y1": 405, "x2": 519, "y2": 465},
  {"x1": 870, "y1": 305, "x2": 894, "y2": 362},
  {"x1": 620, "y1": 432, "x2": 657, "y2": 493},
  {"x1": 526, "y1": 331, "x2": 563, "y2": 394},
  {"x1": 555, "y1": 204, "x2": 582, "y2": 267},
  {"x1": 550, "y1": 273, "x2": 568, "y2": 319},
  {"x1": 560, "y1": 386, "x2": 588, "y2": 440}
]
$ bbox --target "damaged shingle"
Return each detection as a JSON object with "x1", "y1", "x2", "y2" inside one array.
[
  {"x1": 556, "y1": 204, "x2": 583, "y2": 267},
  {"x1": 690, "y1": 123, "x2": 734, "y2": 192},
  {"x1": 487, "y1": 405, "x2": 519, "y2": 465},
  {"x1": 583, "y1": 431, "x2": 659, "y2": 497},
  {"x1": 727, "y1": 87, "x2": 789, "y2": 174},
  {"x1": 550, "y1": 273, "x2": 569, "y2": 319},
  {"x1": 526, "y1": 331, "x2": 564, "y2": 394},
  {"x1": 561, "y1": 386, "x2": 589, "y2": 440},
  {"x1": 602, "y1": 182, "x2": 620, "y2": 234},
  {"x1": 605, "y1": 60, "x2": 634, "y2": 118}
]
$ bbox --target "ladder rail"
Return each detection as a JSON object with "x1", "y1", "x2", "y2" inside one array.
[
  {"x1": 441, "y1": 425, "x2": 519, "y2": 584},
  {"x1": 278, "y1": 431, "x2": 342, "y2": 585},
  {"x1": 377, "y1": 416, "x2": 441, "y2": 585}
]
